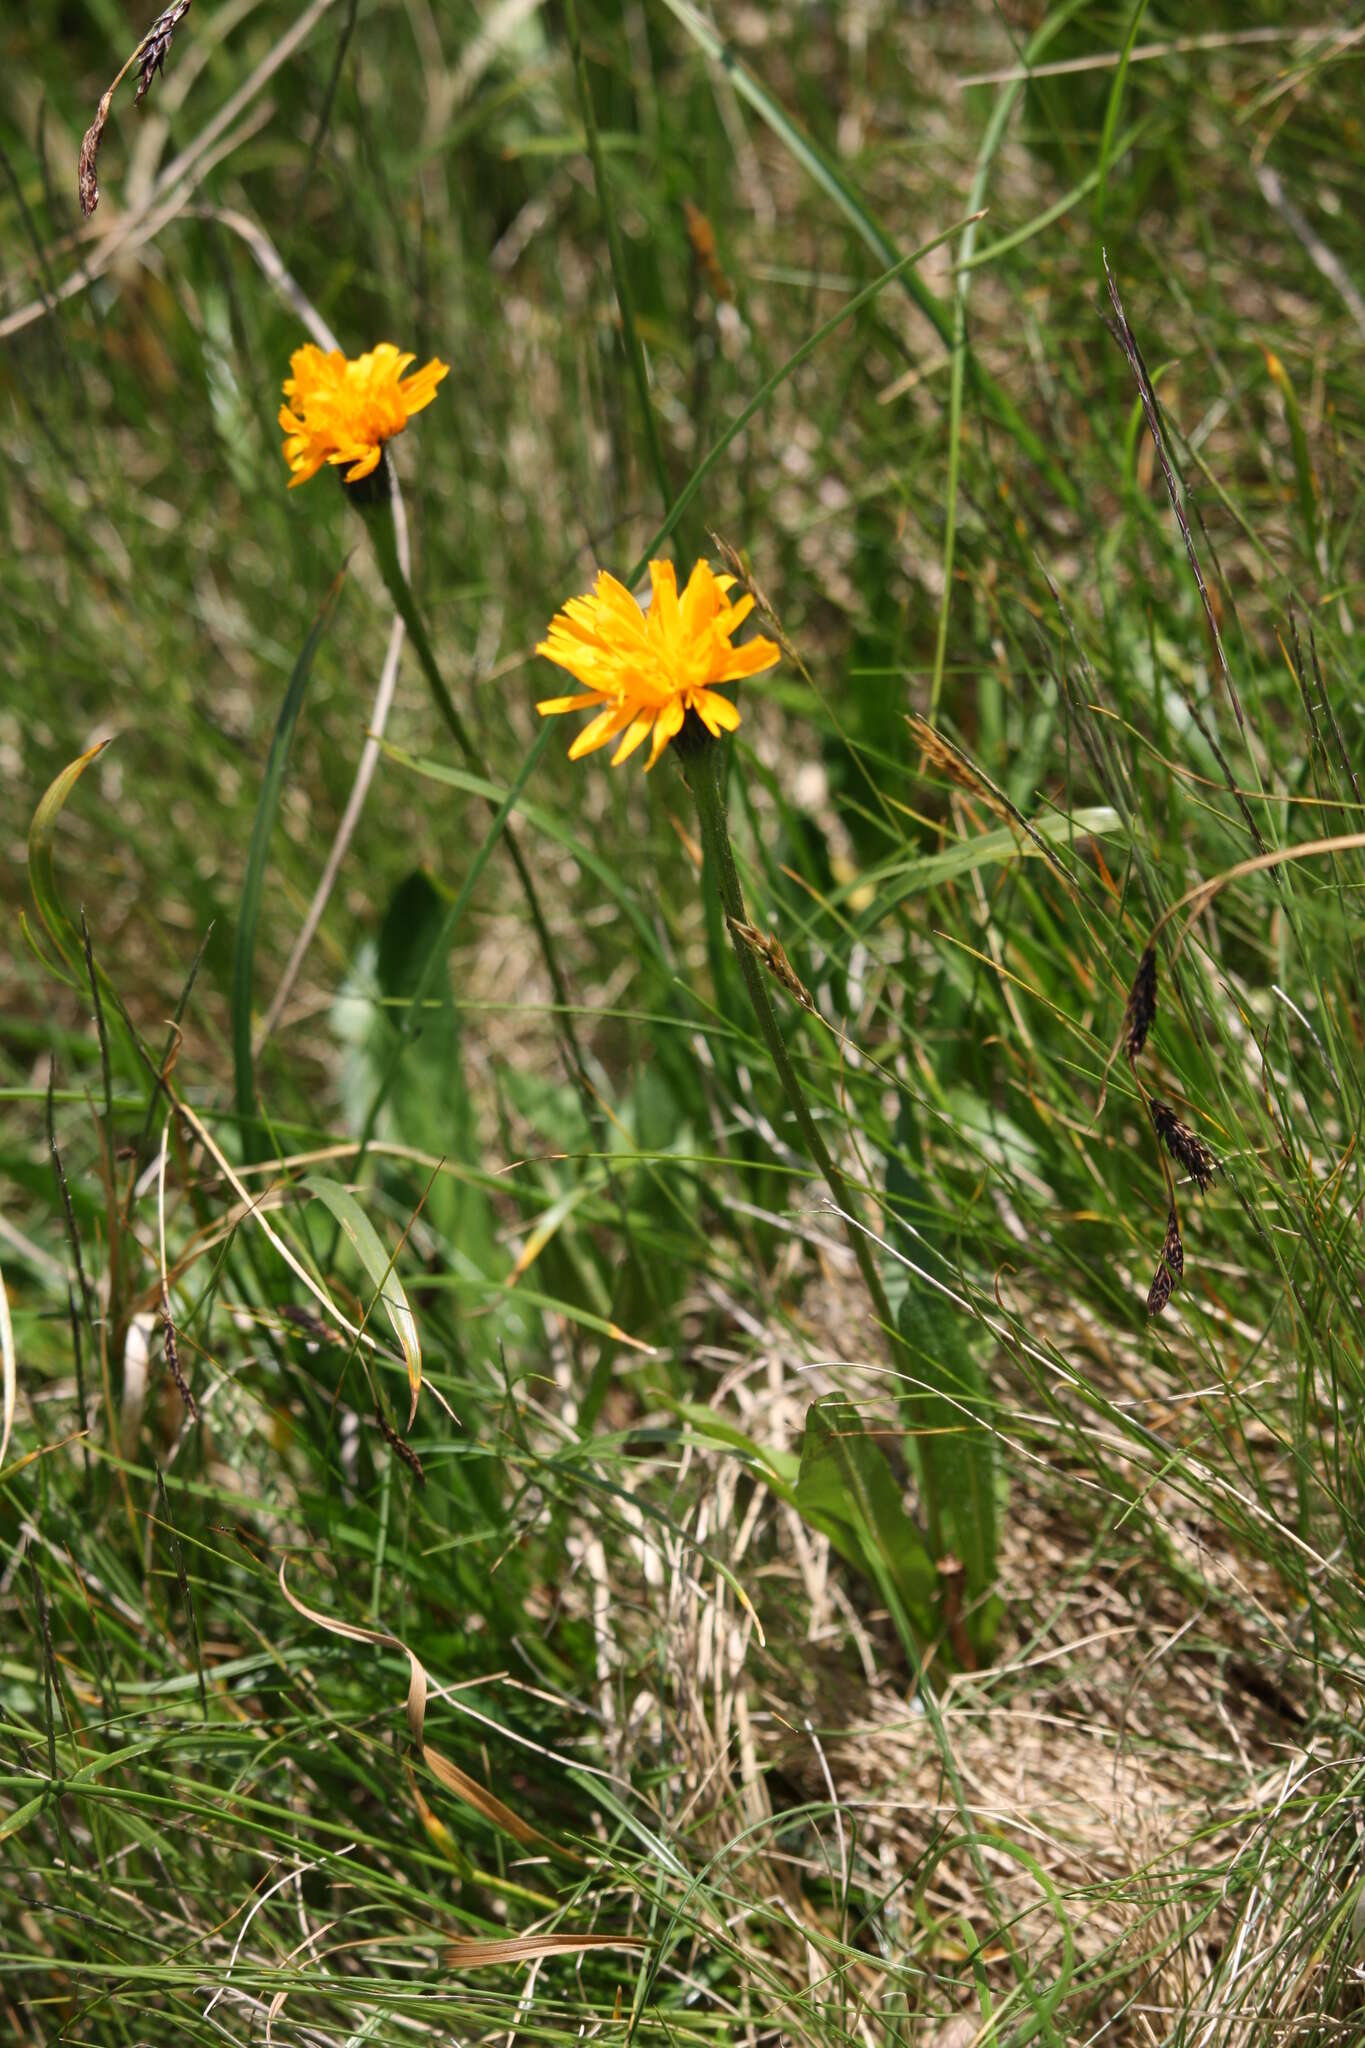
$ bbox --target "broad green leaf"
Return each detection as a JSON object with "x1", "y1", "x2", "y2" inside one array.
[
  {"x1": 303, "y1": 1173, "x2": 422, "y2": 1423},
  {"x1": 897, "y1": 1287, "x2": 1002, "y2": 1656},
  {"x1": 796, "y1": 1396, "x2": 937, "y2": 1650}
]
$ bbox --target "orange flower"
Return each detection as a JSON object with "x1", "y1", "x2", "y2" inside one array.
[
  {"x1": 279, "y1": 342, "x2": 448, "y2": 488},
  {"x1": 537, "y1": 559, "x2": 779, "y2": 770}
]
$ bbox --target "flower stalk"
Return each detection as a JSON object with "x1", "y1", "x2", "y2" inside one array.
[{"x1": 355, "y1": 480, "x2": 593, "y2": 1109}]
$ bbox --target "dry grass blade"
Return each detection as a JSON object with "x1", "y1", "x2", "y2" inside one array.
[
  {"x1": 445, "y1": 1933, "x2": 649, "y2": 1968},
  {"x1": 79, "y1": 3, "x2": 194, "y2": 216},
  {"x1": 278, "y1": 1559, "x2": 549, "y2": 1852},
  {"x1": 908, "y1": 714, "x2": 1078, "y2": 895},
  {"x1": 171, "y1": 1097, "x2": 382, "y2": 1360}
]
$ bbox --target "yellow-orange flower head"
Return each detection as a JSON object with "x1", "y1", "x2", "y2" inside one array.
[
  {"x1": 537, "y1": 559, "x2": 780, "y2": 771},
  {"x1": 279, "y1": 342, "x2": 449, "y2": 488}
]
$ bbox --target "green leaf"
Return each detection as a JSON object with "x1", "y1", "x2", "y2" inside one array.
[
  {"x1": 379, "y1": 742, "x2": 670, "y2": 974},
  {"x1": 659, "y1": 1397, "x2": 800, "y2": 1499},
  {"x1": 26, "y1": 738, "x2": 113, "y2": 981},
  {"x1": 795, "y1": 1396, "x2": 937, "y2": 1651},
  {"x1": 232, "y1": 571, "x2": 344, "y2": 1155},
  {"x1": 846, "y1": 806, "x2": 1121, "y2": 929},
  {"x1": 896, "y1": 1287, "x2": 1002, "y2": 1656},
  {"x1": 303, "y1": 1173, "x2": 422, "y2": 1424},
  {"x1": 884, "y1": 1096, "x2": 1001, "y2": 1658}
]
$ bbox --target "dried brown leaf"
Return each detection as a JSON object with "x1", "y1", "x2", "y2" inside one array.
[
  {"x1": 278, "y1": 1559, "x2": 552, "y2": 1854},
  {"x1": 446, "y1": 1933, "x2": 648, "y2": 1969}
]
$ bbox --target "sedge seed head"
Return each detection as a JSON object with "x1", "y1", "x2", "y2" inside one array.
[
  {"x1": 1146, "y1": 1208, "x2": 1184, "y2": 1316},
  {"x1": 1124, "y1": 946, "x2": 1158, "y2": 1062},
  {"x1": 1150, "y1": 1100, "x2": 1218, "y2": 1194}
]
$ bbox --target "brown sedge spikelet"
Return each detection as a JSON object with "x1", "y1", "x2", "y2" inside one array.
[
  {"x1": 135, "y1": 1, "x2": 192, "y2": 105},
  {"x1": 726, "y1": 917, "x2": 815, "y2": 1012},
  {"x1": 160, "y1": 1280, "x2": 198, "y2": 1421},
  {"x1": 79, "y1": 2, "x2": 193, "y2": 216},
  {"x1": 1124, "y1": 946, "x2": 1158, "y2": 1062},
  {"x1": 376, "y1": 1407, "x2": 426, "y2": 1487},
  {"x1": 1150, "y1": 1099, "x2": 1218, "y2": 1194},
  {"x1": 1146, "y1": 1208, "x2": 1184, "y2": 1317},
  {"x1": 683, "y1": 199, "x2": 733, "y2": 302}
]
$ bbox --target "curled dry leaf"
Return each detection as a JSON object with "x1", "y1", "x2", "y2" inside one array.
[{"x1": 278, "y1": 1558, "x2": 551, "y2": 1853}]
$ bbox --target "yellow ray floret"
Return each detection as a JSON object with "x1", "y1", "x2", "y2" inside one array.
[
  {"x1": 279, "y1": 342, "x2": 449, "y2": 488},
  {"x1": 537, "y1": 559, "x2": 780, "y2": 770}
]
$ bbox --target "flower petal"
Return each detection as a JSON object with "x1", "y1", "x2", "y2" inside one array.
[
  {"x1": 537, "y1": 691, "x2": 604, "y2": 716},
  {"x1": 610, "y1": 715, "x2": 656, "y2": 766},
  {"x1": 693, "y1": 688, "x2": 741, "y2": 735},
  {"x1": 644, "y1": 695, "x2": 686, "y2": 769}
]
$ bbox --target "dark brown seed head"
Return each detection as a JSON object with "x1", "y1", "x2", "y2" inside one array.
[
  {"x1": 1124, "y1": 946, "x2": 1158, "y2": 1062},
  {"x1": 160, "y1": 1283, "x2": 198, "y2": 1420},
  {"x1": 1150, "y1": 1100, "x2": 1218, "y2": 1193},
  {"x1": 1161, "y1": 1206, "x2": 1184, "y2": 1278},
  {"x1": 135, "y1": 2, "x2": 192, "y2": 106},
  {"x1": 376, "y1": 1408, "x2": 426, "y2": 1486},
  {"x1": 78, "y1": 111, "x2": 106, "y2": 217},
  {"x1": 1146, "y1": 1207, "x2": 1183, "y2": 1316}
]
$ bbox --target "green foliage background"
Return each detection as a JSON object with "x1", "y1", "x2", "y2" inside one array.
[{"x1": 3, "y1": 4, "x2": 1365, "y2": 2042}]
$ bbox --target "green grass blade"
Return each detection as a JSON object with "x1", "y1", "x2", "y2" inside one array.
[{"x1": 303, "y1": 1172, "x2": 422, "y2": 1422}]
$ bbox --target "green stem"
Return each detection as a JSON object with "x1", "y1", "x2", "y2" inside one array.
[{"x1": 358, "y1": 492, "x2": 594, "y2": 1111}]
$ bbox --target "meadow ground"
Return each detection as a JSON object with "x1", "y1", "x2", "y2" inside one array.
[{"x1": 3, "y1": 4, "x2": 1365, "y2": 2043}]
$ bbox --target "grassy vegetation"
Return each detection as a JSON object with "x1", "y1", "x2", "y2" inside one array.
[{"x1": 4, "y1": 3, "x2": 1365, "y2": 2041}]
